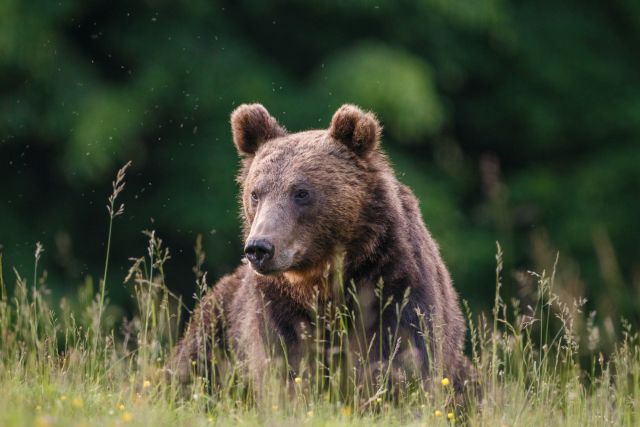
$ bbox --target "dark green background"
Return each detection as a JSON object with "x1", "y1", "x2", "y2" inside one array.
[{"x1": 1, "y1": 1, "x2": 639, "y2": 327}]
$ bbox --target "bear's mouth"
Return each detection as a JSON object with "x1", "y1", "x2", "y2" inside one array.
[
  {"x1": 244, "y1": 256, "x2": 294, "y2": 276},
  {"x1": 246, "y1": 258, "x2": 307, "y2": 277},
  {"x1": 250, "y1": 262, "x2": 300, "y2": 276}
]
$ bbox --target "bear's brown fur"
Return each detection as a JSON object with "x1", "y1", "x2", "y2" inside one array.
[{"x1": 169, "y1": 103, "x2": 469, "y2": 394}]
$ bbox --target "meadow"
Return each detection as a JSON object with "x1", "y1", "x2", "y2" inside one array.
[{"x1": 0, "y1": 166, "x2": 638, "y2": 427}]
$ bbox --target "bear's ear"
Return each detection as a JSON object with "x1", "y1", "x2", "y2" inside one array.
[
  {"x1": 329, "y1": 104, "x2": 381, "y2": 157},
  {"x1": 230, "y1": 103, "x2": 287, "y2": 156}
]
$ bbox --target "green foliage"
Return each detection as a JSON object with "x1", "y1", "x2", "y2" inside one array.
[
  {"x1": 318, "y1": 44, "x2": 444, "y2": 141},
  {"x1": 0, "y1": 0, "x2": 639, "y2": 327}
]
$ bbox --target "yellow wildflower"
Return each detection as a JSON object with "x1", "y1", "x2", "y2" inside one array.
[
  {"x1": 121, "y1": 411, "x2": 133, "y2": 422},
  {"x1": 434, "y1": 410, "x2": 442, "y2": 417},
  {"x1": 143, "y1": 380, "x2": 151, "y2": 389},
  {"x1": 448, "y1": 412, "x2": 455, "y2": 420},
  {"x1": 294, "y1": 377, "x2": 302, "y2": 384},
  {"x1": 441, "y1": 377, "x2": 450, "y2": 387},
  {"x1": 71, "y1": 397, "x2": 83, "y2": 408}
]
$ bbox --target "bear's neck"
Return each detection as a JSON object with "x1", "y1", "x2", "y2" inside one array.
[{"x1": 342, "y1": 166, "x2": 425, "y2": 292}]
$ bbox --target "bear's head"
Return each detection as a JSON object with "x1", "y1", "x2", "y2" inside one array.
[{"x1": 230, "y1": 103, "x2": 382, "y2": 279}]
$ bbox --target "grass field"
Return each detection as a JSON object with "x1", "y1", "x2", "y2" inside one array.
[{"x1": 0, "y1": 165, "x2": 638, "y2": 426}]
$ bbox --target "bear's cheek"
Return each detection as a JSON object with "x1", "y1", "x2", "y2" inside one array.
[{"x1": 294, "y1": 221, "x2": 341, "y2": 261}]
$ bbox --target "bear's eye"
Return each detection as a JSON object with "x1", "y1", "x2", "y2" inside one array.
[
  {"x1": 250, "y1": 191, "x2": 259, "y2": 202},
  {"x1": 294, "y1": 189, "x2": 310, "y2": 202}
]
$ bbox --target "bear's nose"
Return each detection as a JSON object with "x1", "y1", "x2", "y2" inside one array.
[{"x1": 244, "y1": 239, "x2": 275, "y2": 268}]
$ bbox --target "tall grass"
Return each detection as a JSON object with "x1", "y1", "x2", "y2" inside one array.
[{"x1": 0, "y1": 164, "x2": 638, "y2": 426}]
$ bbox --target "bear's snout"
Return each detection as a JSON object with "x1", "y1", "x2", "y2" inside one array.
[{"x1": 244, "y1": 238, "x2": 275, "y2": 271}]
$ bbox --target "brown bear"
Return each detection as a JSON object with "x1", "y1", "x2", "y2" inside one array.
[{"x1": 169, "y1": 103, "x2": 469, "y2": 396}]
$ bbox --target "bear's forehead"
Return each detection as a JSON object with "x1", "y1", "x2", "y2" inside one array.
[
  {"x1": 257, "y1": 130, "x2": 331, "y2": 159},
  {"x1": 249, "y1": 130, "x2": 351, "y2": 183}
]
